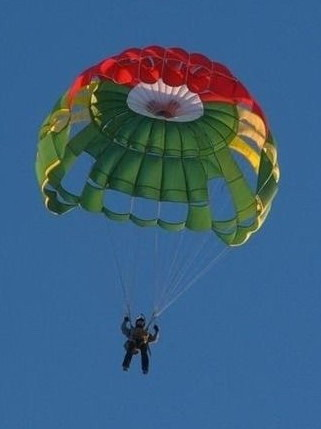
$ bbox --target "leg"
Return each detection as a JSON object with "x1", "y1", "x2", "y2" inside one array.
[
  {"x1": 122, "y1": 342, "x2": 135, "y2": 370},
  {"x1": 140, "y1": 344, "x2": 149, "y2": 374}
]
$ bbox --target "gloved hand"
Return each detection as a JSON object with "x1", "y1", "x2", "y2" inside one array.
[
  {"x1": 154, "y1": 324, "x2": 159, "y2": 332},
  {"x1": 124, "y1": 316, "x2": 130, "y2": 322}
]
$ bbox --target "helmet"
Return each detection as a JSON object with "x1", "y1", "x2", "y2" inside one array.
[{"x1": 135, "y1": 314, "x2": 146, "y2": 327}]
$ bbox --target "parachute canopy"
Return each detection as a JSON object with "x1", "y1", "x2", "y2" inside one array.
[{"x1": 36, "y1": 46, "x2": 279, "y2": 246}]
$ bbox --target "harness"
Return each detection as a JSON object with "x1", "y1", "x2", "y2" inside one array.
[{"x1": 130, "y1": 327, "x2": 149, "y2": 347}]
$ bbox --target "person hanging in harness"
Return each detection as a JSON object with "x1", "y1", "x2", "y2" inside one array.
[{"x1": 121, "y1": 314, "x2": 159, "y2": 374}]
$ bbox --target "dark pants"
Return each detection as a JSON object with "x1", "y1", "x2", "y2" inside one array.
[{"x1": 123, "y1": 341, "x2": 149, "y2": 372}]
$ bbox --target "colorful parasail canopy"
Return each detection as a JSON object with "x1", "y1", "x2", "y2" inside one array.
[{"x1": 36, "y1": 46, "x2": 279, "y2": 246}]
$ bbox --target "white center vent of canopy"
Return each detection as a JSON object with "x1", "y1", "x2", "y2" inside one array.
[{"x1": 126, "y1": 78, "x2": 204, "y2": 122}]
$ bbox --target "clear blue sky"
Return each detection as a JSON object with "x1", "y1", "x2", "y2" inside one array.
[{"x1": 1, "y1": 1, "x2": 321, "y2": 428}]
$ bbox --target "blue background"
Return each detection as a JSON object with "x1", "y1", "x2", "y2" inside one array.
[{"x1": 1, "y1": 1, "x2": 321, "y2": 428}]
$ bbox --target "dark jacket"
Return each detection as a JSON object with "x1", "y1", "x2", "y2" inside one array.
[{"x1": 121, "y1": 320, "x2": 159, "y2": 345}]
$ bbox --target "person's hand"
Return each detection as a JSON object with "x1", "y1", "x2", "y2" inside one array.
[
  {"x1": 124, "y1": 316, "x2": 130, "y2": 322},
  {"x1": 154, "y1": 324, "x2": 159, "y2": 332}
]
